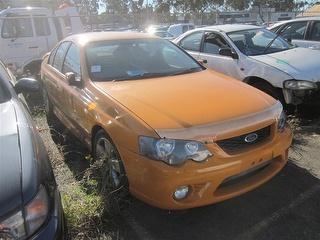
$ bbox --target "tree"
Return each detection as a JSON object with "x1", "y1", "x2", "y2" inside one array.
[
  {"x1": 226, "y1": 0, "x2": 250, "y2": 10},
  {"x1": 104, "y1": 0, "x2": 129, "y2": 14},
  {"x1": 73, "y1": 0, "x2": 100, "y2": 15},
  {"x1": 252, "y1": 0, "x2": 296, "y2": 11}
]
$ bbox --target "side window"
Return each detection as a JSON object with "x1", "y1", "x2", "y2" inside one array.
[
  {"x1": 203, "y1": 32, "x2": 230, "y2": 55},
  {"x1": 179, "y1": 31, "x2": 203, "y2": 52},
  {"x1": 53, "y1": 42, "x2": 71, "y2": 71},
  {"x1": 310, "y1": 22, "x2": 320, "y2": 41},
  {"x1": 62, "y1": 44, "x2": 81, "y2": 77},
  {"x1": 2, "y1": 16, "x2": 33, "y2": 38},
  {"x1": 48, "y1": 47, "x2": 58, "y2": 65},
  {"x1": 34, "y1": 16, "x2": 51, "y2": 36},
  {"x1": 280, "y1": 21, "x2": 308, "y2": 40},
  {"x1": 182, "y1": 25, "x2": 189, "y2": 33}
]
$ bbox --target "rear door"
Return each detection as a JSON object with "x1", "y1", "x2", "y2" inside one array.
[
  {"x1": 0, "y1": 14, "x2": 36, "y2": 70},
  {"x1": 306, "y1": 21, "x2": 320, "y2": 50}
]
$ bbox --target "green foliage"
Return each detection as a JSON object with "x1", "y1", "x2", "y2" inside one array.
[
  {"x1": 226, "y1": 0, "x2": 250, "y2": 10},
  {"x1": 62, "y1": 184, "x2": 104, "y2": 229},
  {"x1": 252, "y1": 0, "x2": 296, "y2": 11}
]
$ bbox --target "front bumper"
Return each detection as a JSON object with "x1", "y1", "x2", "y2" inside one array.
[
  {"x1": 283, "y1": 83, "x2": 320, "y2": 105},
  {"x1": 30, "y1": 189, "x2": 65, "y2": 240},
  {"x1": 121, "y1": 127, "x2": 292, "y2": 210}
]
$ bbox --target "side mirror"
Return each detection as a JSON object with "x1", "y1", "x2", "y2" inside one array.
[
  {"x1": 198, "y1": 59, "x2": 208, "y2": 65},
  {"x1": 65, "y1": 72, "x2": 82, "y2": 87},
  {"x1": 219, "y1": 48, "x2": 239, "y2": 59},
  {"x1": 14, "y1": 78, "x2": 39, "y2": 94}
]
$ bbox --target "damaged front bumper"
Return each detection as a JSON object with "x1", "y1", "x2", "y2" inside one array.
[{"x1": 283, "y1": 81, "x2": 320, "y2": 105}]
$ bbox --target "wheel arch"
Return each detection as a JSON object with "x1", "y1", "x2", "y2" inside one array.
[
  {"x1": 243, "y1": 76, "x2": 276, "y2": 87},
  {"x1": 91, "y1": 125, "x2": 104, "y2": 151}
]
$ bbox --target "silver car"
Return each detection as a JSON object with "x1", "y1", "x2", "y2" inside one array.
[
  {"x1": 174, "y1": 24, "x2": 320, "y2": 105},
  {"x1": 269, "y1": 17, "x2": 320, "y2": 50}
]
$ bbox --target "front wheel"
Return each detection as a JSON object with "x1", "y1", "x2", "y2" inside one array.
[{"x1": 92, "y1": 130, "x2": 129, "y2": 213}]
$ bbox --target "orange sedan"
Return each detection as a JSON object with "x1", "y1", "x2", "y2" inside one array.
[{"x1": 41, "y1": 32, "x2": 292, "y2": 209}]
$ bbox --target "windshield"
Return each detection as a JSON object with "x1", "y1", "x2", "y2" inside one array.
[
  {"x1": 0, "y1": 79, "x2": 11, "y2": 104},
  {"x1": 228, "y1": 28, "x2": 294, "y2": 56},
  {"x1": 86, "y1": 39, "x2": 203, "y2": 81}
]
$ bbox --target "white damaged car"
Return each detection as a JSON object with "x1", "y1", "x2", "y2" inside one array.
[{"x1": 174, "y1": 25, "x2": 320, "y2": 105}]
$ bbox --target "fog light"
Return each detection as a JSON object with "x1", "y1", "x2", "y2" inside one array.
[{"x1": 173, "y1": 186, "x2": 189, "y2": 200}]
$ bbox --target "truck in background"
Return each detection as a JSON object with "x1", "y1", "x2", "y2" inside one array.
[{"x1": 0, "y1": 6, "x2": 83, "y2": 76}]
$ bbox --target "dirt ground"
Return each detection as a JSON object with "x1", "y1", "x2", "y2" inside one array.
[{"x1": 29, "y1": 97, "x2": 320, "y2": 240}]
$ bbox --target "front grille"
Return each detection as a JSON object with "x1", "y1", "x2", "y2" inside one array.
[{"x1": 217, "y1": 126, "x2": 271, "y2": 154}]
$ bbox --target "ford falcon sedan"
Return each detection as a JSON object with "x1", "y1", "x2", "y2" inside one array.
[{"x1": 41, "y1": 32, "x2": 292, "y2": 209}]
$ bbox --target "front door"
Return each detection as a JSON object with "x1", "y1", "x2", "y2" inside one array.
[
  {"x1": 61, "y1": 43, "x2": 90, "y2": 139},
  {"x1": 178, "y1": 31, "x2": 204, "y2": 60},
  {"x1": 199, "y1": 32, "x2": 244, "y2": 80},
  {"x1": 307, "y1": 21, "x2": 320, "y2": 50}
]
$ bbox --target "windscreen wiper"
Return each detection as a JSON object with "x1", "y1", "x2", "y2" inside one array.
[
  {"x1": 169, "y1": 67, "x2": 202, "y2": 76},
  {"x1": 262, "y1": 33, "x2": 281, "y2": 54},
  {"x1": 112, "y1": 72, "x2": 170, "y2": 81}
]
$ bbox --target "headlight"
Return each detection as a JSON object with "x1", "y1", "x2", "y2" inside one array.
[
  {"x1": 0, "y1": 211, "x2": 26, "y2": 239},
  {"x1": 25, "y1": 186, "x2": 49, "y2": 236},
  {"x1": 139, "y1": 136, "x2": 212, "y2": 165},
  {"x1": 284, "y1": 80, "x2": 317, "y2": 90},
  {"x1": 0, "y1": 186, "x2": 49, "y2": 239},
  {"x1": 277, "y1": 110, "x2": 287, "y2": 131}
]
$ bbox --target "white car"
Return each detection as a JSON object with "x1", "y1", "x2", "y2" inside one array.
[
  {"x1": 173, "y1": 24, "x2": 320, "y2": 105},
  {"x1": 168, "y1": 23, "x2": 195, "y2": 38},
  {"x1": 269, "y1": 17, "x2": 320, "y2": 50},
  {"x1": 0, "y1": 7, "x2": 83, "y2": 76}
]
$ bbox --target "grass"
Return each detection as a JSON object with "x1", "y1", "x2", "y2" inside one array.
[
  {"x1": 62, "y1": 184, "x2": 104, "y2": 233},
  {"x1": 27, "y1": 93, "x2": 119, "y2": 239}
]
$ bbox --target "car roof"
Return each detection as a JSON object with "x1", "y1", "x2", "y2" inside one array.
[
  {"x1": 169, "y1": 23, "x2": 194, "y2": 27},
  {"x1": 66, "y1": 32, "x2": 159, "y2": 46},
  {"x1": 0, "y1": 7, "x2": 51, "y2": 16},
  {"x1": 271, "y1": 17, "x2": 320, "y2": 28},
  {"x1": 200, "y1": 24, "x2": 261, "y2": 33}
]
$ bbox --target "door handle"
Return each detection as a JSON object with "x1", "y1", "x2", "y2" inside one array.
[{"x1": 29, "y1": 46, "x2": 39, "y2": 49}]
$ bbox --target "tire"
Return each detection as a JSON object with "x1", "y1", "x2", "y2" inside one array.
[
  {"x1": 42, "y1": 87, "x2": 55, "y2": 122},
  {"x1": 92, "y1": 130, "x2": 129, "y2": 214}
]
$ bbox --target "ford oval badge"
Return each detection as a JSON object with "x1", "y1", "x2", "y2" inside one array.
[{"x1": 244, "y1": 133, "x2": 258, "y2": 143}]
